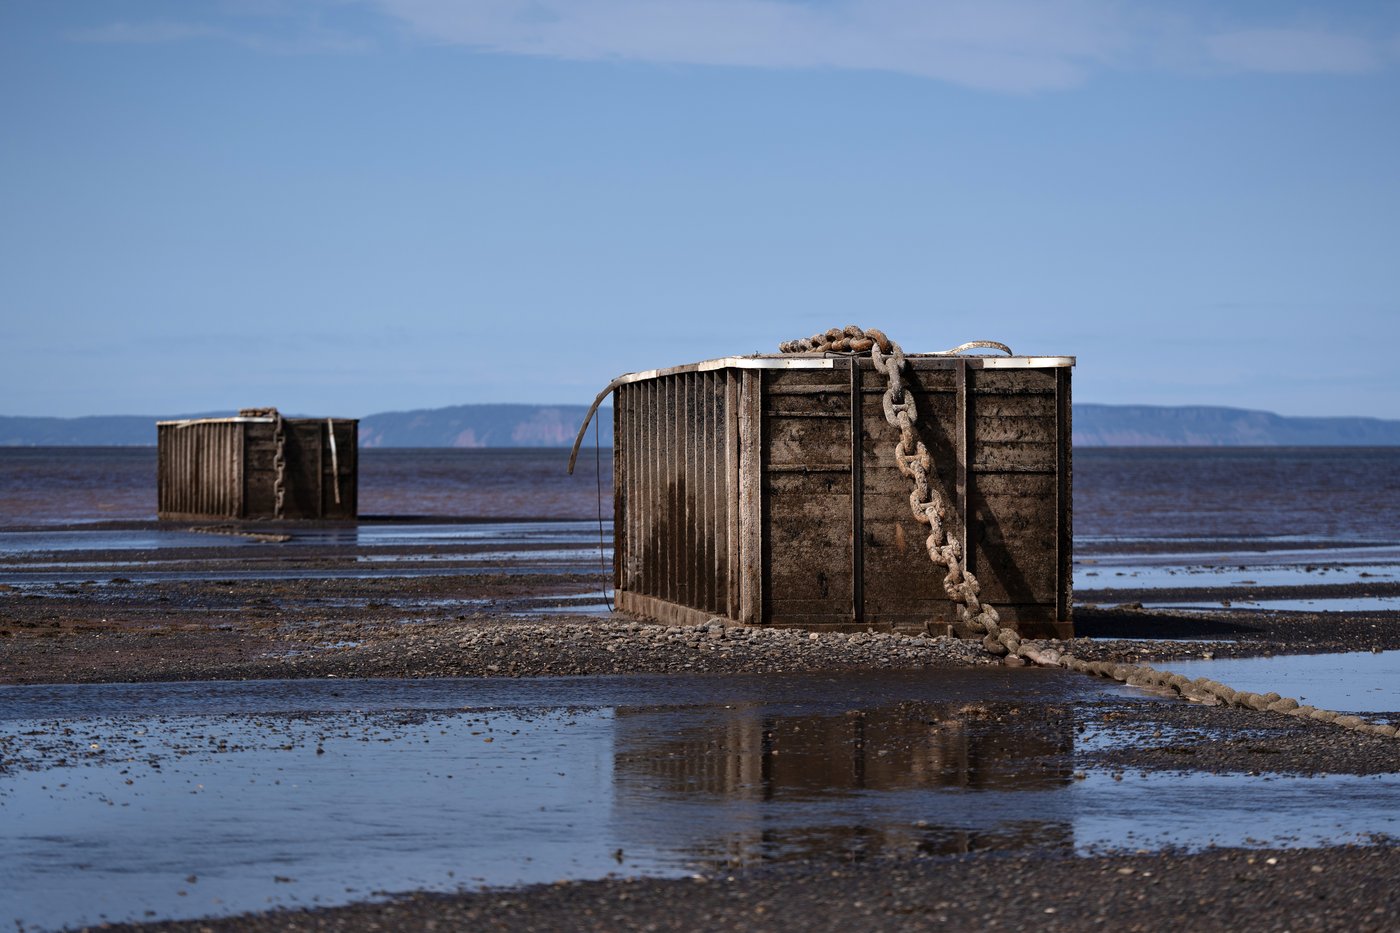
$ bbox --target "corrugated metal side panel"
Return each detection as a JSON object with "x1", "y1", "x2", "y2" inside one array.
[
  {"x1": 616, "y1": 371, "x2": 736, "y2": 623},
  {"x1": 157, "y1": 421, "x2": 241, "y2": 520}
]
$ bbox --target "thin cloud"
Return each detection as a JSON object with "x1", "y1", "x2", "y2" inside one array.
[
  {"x1": 372, "y1": 0, "x2": 1400, "y2": 90},
  {"x1": 69, "y1": 18, "x2": 370, "y2": 54},
  {"x1": 1205, "y1": 28, "x2": 1385, "y2": 75},
  {"x1": 66, "y1": 2, "x2": 1400, "y2": 89},
  {"x1": 374, "y1": 0, "x2": 1133, "y2": 92},
  {"x1": 71, "y1": 21, "x2": 226, "y2": 44}
]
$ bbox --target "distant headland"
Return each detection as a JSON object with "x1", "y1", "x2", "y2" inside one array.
[{"x1": 2, "y1": 403, "x2": 1399, "y2": 447}]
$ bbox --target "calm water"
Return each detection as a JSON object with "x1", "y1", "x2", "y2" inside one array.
[
  {"x1": 6, "y1": 671, "x2": 1399, "y2": 931},
  {"x1": 5, "y1": 448, "x2": 1400, "y2": 929},
  {"x1": 3, "y1": 447, "x2": 1399, "y2": 542},
  {"x1": 0, "y1": 447, "x2": 615, "y2": 525},
  {"x1": 1075, "y1": 447, "x2": 1400, "y2": 546}
]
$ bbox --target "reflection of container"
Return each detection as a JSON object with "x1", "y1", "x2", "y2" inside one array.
[
  {"x1": 610, "y1": 697, "x2": 1076, "y2": 861},
  {"x1": 603, "y1": 352, "x2": 1073, "y2": 637},
  {"x1": 157, "y1": 410, "x2": 357, "y2": 521}
]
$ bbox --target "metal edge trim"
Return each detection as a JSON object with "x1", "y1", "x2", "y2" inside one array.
[{"x1": 610, "y1": 354, "x2": 1075, "y2": 386}]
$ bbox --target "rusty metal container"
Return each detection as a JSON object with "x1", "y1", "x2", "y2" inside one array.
[
  {"x1": 157, "y1": 411, "x2": 358, "y2": 521},
  {"x1": 602, "y1": 350, "x2": 1073, "y2": 638}
]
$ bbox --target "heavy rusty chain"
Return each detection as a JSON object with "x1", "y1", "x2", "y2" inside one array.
[
  {"x1": 777, "y1": 328, "x2": 1400, "y2": 737},
  {"x1": 239, "y1": 407, "x2": 289, "y2": 520},
  {"x1": 272, "y1": 412, "x2": 287, "y2": 519},
  {"x1": 779, "y1": 326, "x2": 1038, "y2": 660}
]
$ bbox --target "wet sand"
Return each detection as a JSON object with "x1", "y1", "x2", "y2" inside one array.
[
  {"x1": 100, "y1": 846, "x2": 1400, "y2": 933},
  {"x1": 5, "y1": 526, "x2": 1400, "y2": 931}
]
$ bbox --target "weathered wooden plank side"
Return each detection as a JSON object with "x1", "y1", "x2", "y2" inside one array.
[
  {"x1": 857, "y1": 358, "x2": 962, "y2": 629},
  {"x1": 318, "y1": 420, "x2": 358, "y2": 519},
  {"x1": 243, "y1": 423, "x2": 276, "y2": 517},
  {"x1": 763, "y1": 368, "x2": 852, "y2": 626},
  {"x1": 1057, "y1": 366, "x2": 1073, "y2": 624},
  {"x1": 283, "y1": 423, "x2": 321, "y2": 518},
  {"x1": 968, "y1": 476, "x2": 1059, "y2": 604}
]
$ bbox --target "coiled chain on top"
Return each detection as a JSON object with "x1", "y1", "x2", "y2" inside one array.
[{"x1": 779, "y1": 326, "x2": 1020, "y2": 656}]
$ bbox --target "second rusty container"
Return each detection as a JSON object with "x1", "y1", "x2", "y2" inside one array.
[{"x1": 157, "y1": 409, "x2": 358, "y2": 521}]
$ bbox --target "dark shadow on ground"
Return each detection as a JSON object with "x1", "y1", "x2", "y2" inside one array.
[{"x1": 1073, "y1": 608, "x2": 1265, "y2": 641}]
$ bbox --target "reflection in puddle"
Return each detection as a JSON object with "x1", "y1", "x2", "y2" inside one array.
[
  {"x1": 1144, "y1": 597, "x2": 1400, "y2": 613},
  {"x1": 3, "y1": 671, "x2": 1398, "y2": 931},
  {"x1": 611, "y1": 699, "x2": 1076, "y2": 864},
  {"x1": 1161, "y1": 651, "x2": 1400, "y2": 714},
  {"x1": 1078, "y1": 563, "x2": 1398, "y2": 592}
]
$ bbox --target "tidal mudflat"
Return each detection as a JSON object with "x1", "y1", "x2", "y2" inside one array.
[
  {"x1": 4, "y1": 447, "x2": 1400, "y2": 931},
  {"x1": 5, "y1": 671, "x2": 1400, "y2": 931}
]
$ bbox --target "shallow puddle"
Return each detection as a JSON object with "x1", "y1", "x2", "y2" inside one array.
[
  {"x1": 1075, "y1": 543, "x2": 1400, "y2": 593},
  {"x1": 1143, "y1": 596, "x2": 1400, "y2": 613},
  {"x1": 4, "y1": 671, "x2": 1399, "y2": 931},
  {"x1": 1161, "y1": 651, "x2": 1400, "y2": 714},
  {"x1": 0, "y1": 521, "x2": 612, "y2": 585}
]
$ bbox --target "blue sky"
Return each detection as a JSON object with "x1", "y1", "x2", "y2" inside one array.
[{"x1": 2, "y1": 1, "x2": 1398, "y2": 419}]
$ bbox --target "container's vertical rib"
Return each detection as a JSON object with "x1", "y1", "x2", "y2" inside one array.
[
  {"x1": 700, "y1": 372, "x2": 711, "y2": 613},
  {"x1": 233, "y1": 420, "x2": 245, "y2": 515},
  {"x1": 701, "y1": 371, "x2": 712, "y2": 613},
  {"x1": 738, "y1": 369, "x2": 763, "y2": 625},
  {"x1": 638, "y1": 381, "x2": 646, "y2": 591},
  {"x1": 708, "y1": 371, "x2": 721, "y2": 613},
  {"x1": 674, "y1": 374, "x2": 685, "y2": 608},
  {"x1": 707, "y1": 371, "x2": 718, "y2": 613},
  {"x1": 315, "y1": 425, "x2": 326, "y2": 518},
  {"x1": 665, "y1": 376, "x2": 677, "y2": 606},
  {"x1": 613, "y1": 385, "x2": 624, "y2": 593},
  {"x1": 684, "y1": 373, "x2": 696, "y2": 609},
  {"x1": 198, "y1": 427, "x2": 205, "y2": 517},
  {"x1": 651, "y1": 378, "x2": 661, "y2": 600},
  {"x1": 643, "y1": 381, "x2": 654, "y2": 598},
  {"x1": 849, "y1": 356, "x2": 865, "y2": 623},
  {"x1": 956, "y1": 360, "x2": 972, "y2": 584},
  {"x1": 216, "y1": 425, "x2": 224, "y2": 516},
  {"x1": 725, "y1": 369, "x2": 741, "y2": 621},
  {"x1": 627, "y1": 381, "x2": 638, "y2": 591},
  {"x1": 630, "y1": 383, "x2": 640, "y2": 594},
  {"x1": 1056, "y1": 365, "x2": 1073, "y2": 624},
  {"x1": 650, "y1": 379, "x2": 661, "y2": 599},
  {"x1": 633, "y1": 384, "x2": 643, "y2": 596},
  {"x1": 680, "y1": 373, "x2": 690, "y2": 608}
]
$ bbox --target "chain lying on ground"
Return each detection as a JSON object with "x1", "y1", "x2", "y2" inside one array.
[{"x1": 778, "y1": 326, "x2": 1400, "y2": 740}]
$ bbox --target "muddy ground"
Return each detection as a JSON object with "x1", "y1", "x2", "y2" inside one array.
[
  {"x1": 5, "y1": 529, "x2": 1400, "y2": 931},
  {"x1": 100, "y1": 846, "x2": 1400, "y2": 933},
  {"x1": 5, "y1": 544, "x2": 1400, "y2": 685}
]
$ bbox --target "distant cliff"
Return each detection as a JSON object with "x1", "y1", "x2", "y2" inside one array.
[
  {"x1": 0, "y1": 405, "x2": 611, "y2": 448},
  {"x1": 1073, "y1": 404, "x2": 1400, "y2": 446},
  {"x1": 357, "y1": 404, "x2": 609, "y2": 448},
  {"x1": 4, "y1": 403, "x2": 1398, "y2": 447}
]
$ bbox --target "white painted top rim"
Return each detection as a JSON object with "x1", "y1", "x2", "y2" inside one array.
[{"x1": 611, "y1": 354, "x2": 1075, "y2": 386}]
